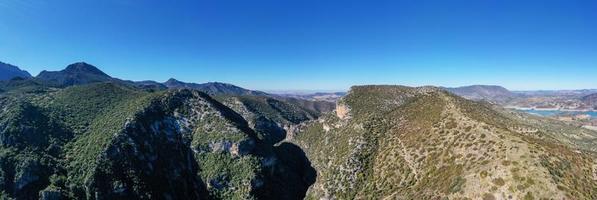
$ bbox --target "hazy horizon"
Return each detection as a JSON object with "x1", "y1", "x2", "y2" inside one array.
[
  {"x1": 2, "y1": 0, "x2": 596, "y2": 91},
  {"x1": 3, "y1": 60, "x2": 597, "y2": 92}
]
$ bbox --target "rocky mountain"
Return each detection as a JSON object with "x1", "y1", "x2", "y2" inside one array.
[
  {"x1": 2, "y1": 61, "x2": 596, "y2": 199},
  {"x1": 0, "y1": 82, "x2": 318, "y2": 199},
  {"x1": 9, "y1": 61, "x2": 335, "y2": 115},
  {"x1": 0, "y1": 61, "x2": 32, "y2": 80},
  {"x1": 445, "y1": 85, "x2": 516, "y2": 104},
  {"x1": 216, "y1": 95, "x2": 331, "y2": 145},
  {"x1": 163, "y1": 79, "x2": 336, "y2": 134},
  {"x1": 164, "y1": 78, "x2": 268, "y2": 96},
  {"x1": 0, "y1": 62, "x2": 332, "y2": 200},
  {"x1": 36, "y1": 62, "x2": 113, "y2": 87},
  {"x1": 292, "y1": 85, "x2": 597, "y2": 199}
]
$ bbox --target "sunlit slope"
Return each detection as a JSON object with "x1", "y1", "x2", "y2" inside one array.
[{"x1": 294, "y1": 85, "x2": 597, "y2": 199}]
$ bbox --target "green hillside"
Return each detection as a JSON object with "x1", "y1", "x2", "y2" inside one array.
[{"x1": 293, "y1": 85, "x2": 597, "y2": 199}]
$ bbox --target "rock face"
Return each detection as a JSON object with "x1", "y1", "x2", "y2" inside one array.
[
  {"x1": 85, "y1": 91, "x2": 210, "y2": 199},
  {"x1": 335, "y1": 103, "x2": 350, "y2": 120},
  {"x1": 0, "y1": 61, "x2": 31, "y2": 80},
  {"x1": 293, "y1": 85, "x2": 597, "y2": 199}
]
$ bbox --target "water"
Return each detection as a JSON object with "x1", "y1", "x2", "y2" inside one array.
[{"x1": 517, "y1": 109, "x2": 597, "y2": 118}]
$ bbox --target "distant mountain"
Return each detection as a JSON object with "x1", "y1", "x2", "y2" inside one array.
[
  {"x1": 36, "y1": 62, "x2": 113, "y2": 86},
  {"x1": 5, "y1": 62, "x2": 335, "y2": 117},
  {"x1": 0, "y1": 61, "x2": 32, "y2": 80},
  {"x1": 513, "y1": 89, "x2": 597, "y2": 98},
  {"x1": 31, "y1": 62, "x2": 259, "y2": 94},
  {"x1": 445, "y1": 85, "x2": 516, "y2": 104},
  {"x1": 163, "y1": 79, "x2": 337, "y2": 113},
  {"x1": 164, "y1": 78, "x2": 268, "y2": 96},
  {"x1": 275, "y1": 92, "x2": 347, "y2": 102},
  {"x1": 581, "y1": 93, "x2": 597, "y2": 107},
  {"x1": 132, "y1": 80, "x2": 168, "y2": 90}
]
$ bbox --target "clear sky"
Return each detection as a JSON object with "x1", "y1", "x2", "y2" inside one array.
[{"x1": 1, "y1": 0, "x2": 596, "y2": 91}]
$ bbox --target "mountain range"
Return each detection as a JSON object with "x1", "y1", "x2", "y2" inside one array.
[
  {"x1": 0, "y1": 62, "x2": 315, "y2": 98},
  {"x1": 164, "y1": 79, "x2": 269, "y2": 96},
  {"x1": 445, "y1": 85, "x2": 597, "y2": 111},
  {"x1": 0, "y1": 61, "x2": 32, "y2": 81},
  {"x1": 444, "y1": 85, "x2": 516, "y2": 104},
  {"x1": 0, "y1": 62, "x2": 595, "y2": 199}
]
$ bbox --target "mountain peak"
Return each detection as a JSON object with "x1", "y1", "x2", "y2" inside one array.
[
  {"x1": 0, "y1": 61, "x2": 32, "y2": 80},
  {"x1": 36, "y1": 62, "x2": 112, "y2": 86},
  {"x1": 165, "y1": 78, "x2": 181, "y2": 84},
  {"x1": 64, "y1": 62, "x2": 108, "y2": 76}
]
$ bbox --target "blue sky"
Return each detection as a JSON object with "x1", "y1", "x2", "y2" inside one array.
[{"x1": 1, "y1": 0, "x2": 596, "y2": 91}]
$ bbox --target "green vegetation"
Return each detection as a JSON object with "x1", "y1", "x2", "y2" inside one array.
[
  {"x1": 2, "y1": 77, "x2": 596, "y2": 199},
  {"x1": 0, "y1": 82, "x2": 166, "y2": 199},
  {"x1": 64, "y1": 90, "x2": 160, "y2": 189},
  {"x1": 40, "y1": 83, "x2": 147, "y2": 134},
  {"x1": 192, "y1": 113, "x2": 250, "y2": 148},
  {"x1": 2, "y1": 84, "x2": 194, "y2": 198},
  {"x1": 0, "y1": 65, "x2": 323, "y2": 199},
  {"x1": 195, "y1": 152, "x2": 261, "y2": 200}
]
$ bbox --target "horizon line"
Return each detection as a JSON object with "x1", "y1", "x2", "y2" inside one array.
[{"x1": 3, "y1": 59, "x2": 597, "y2": 92}]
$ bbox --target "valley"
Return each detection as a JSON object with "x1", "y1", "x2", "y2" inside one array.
[
  {"x1": 3, "y1": 1, "x2": 597, "y2": 199},
  {"x1": 447, "y1": 85, "x2": 597, "y2": 132},
  {"x1": 1, "y1": 63, "x2": 596, "y2": 199}
]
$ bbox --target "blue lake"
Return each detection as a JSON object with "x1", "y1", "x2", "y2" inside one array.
[{"x1": 518, "y1": 109, "x2": 597, "y2": 118}]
